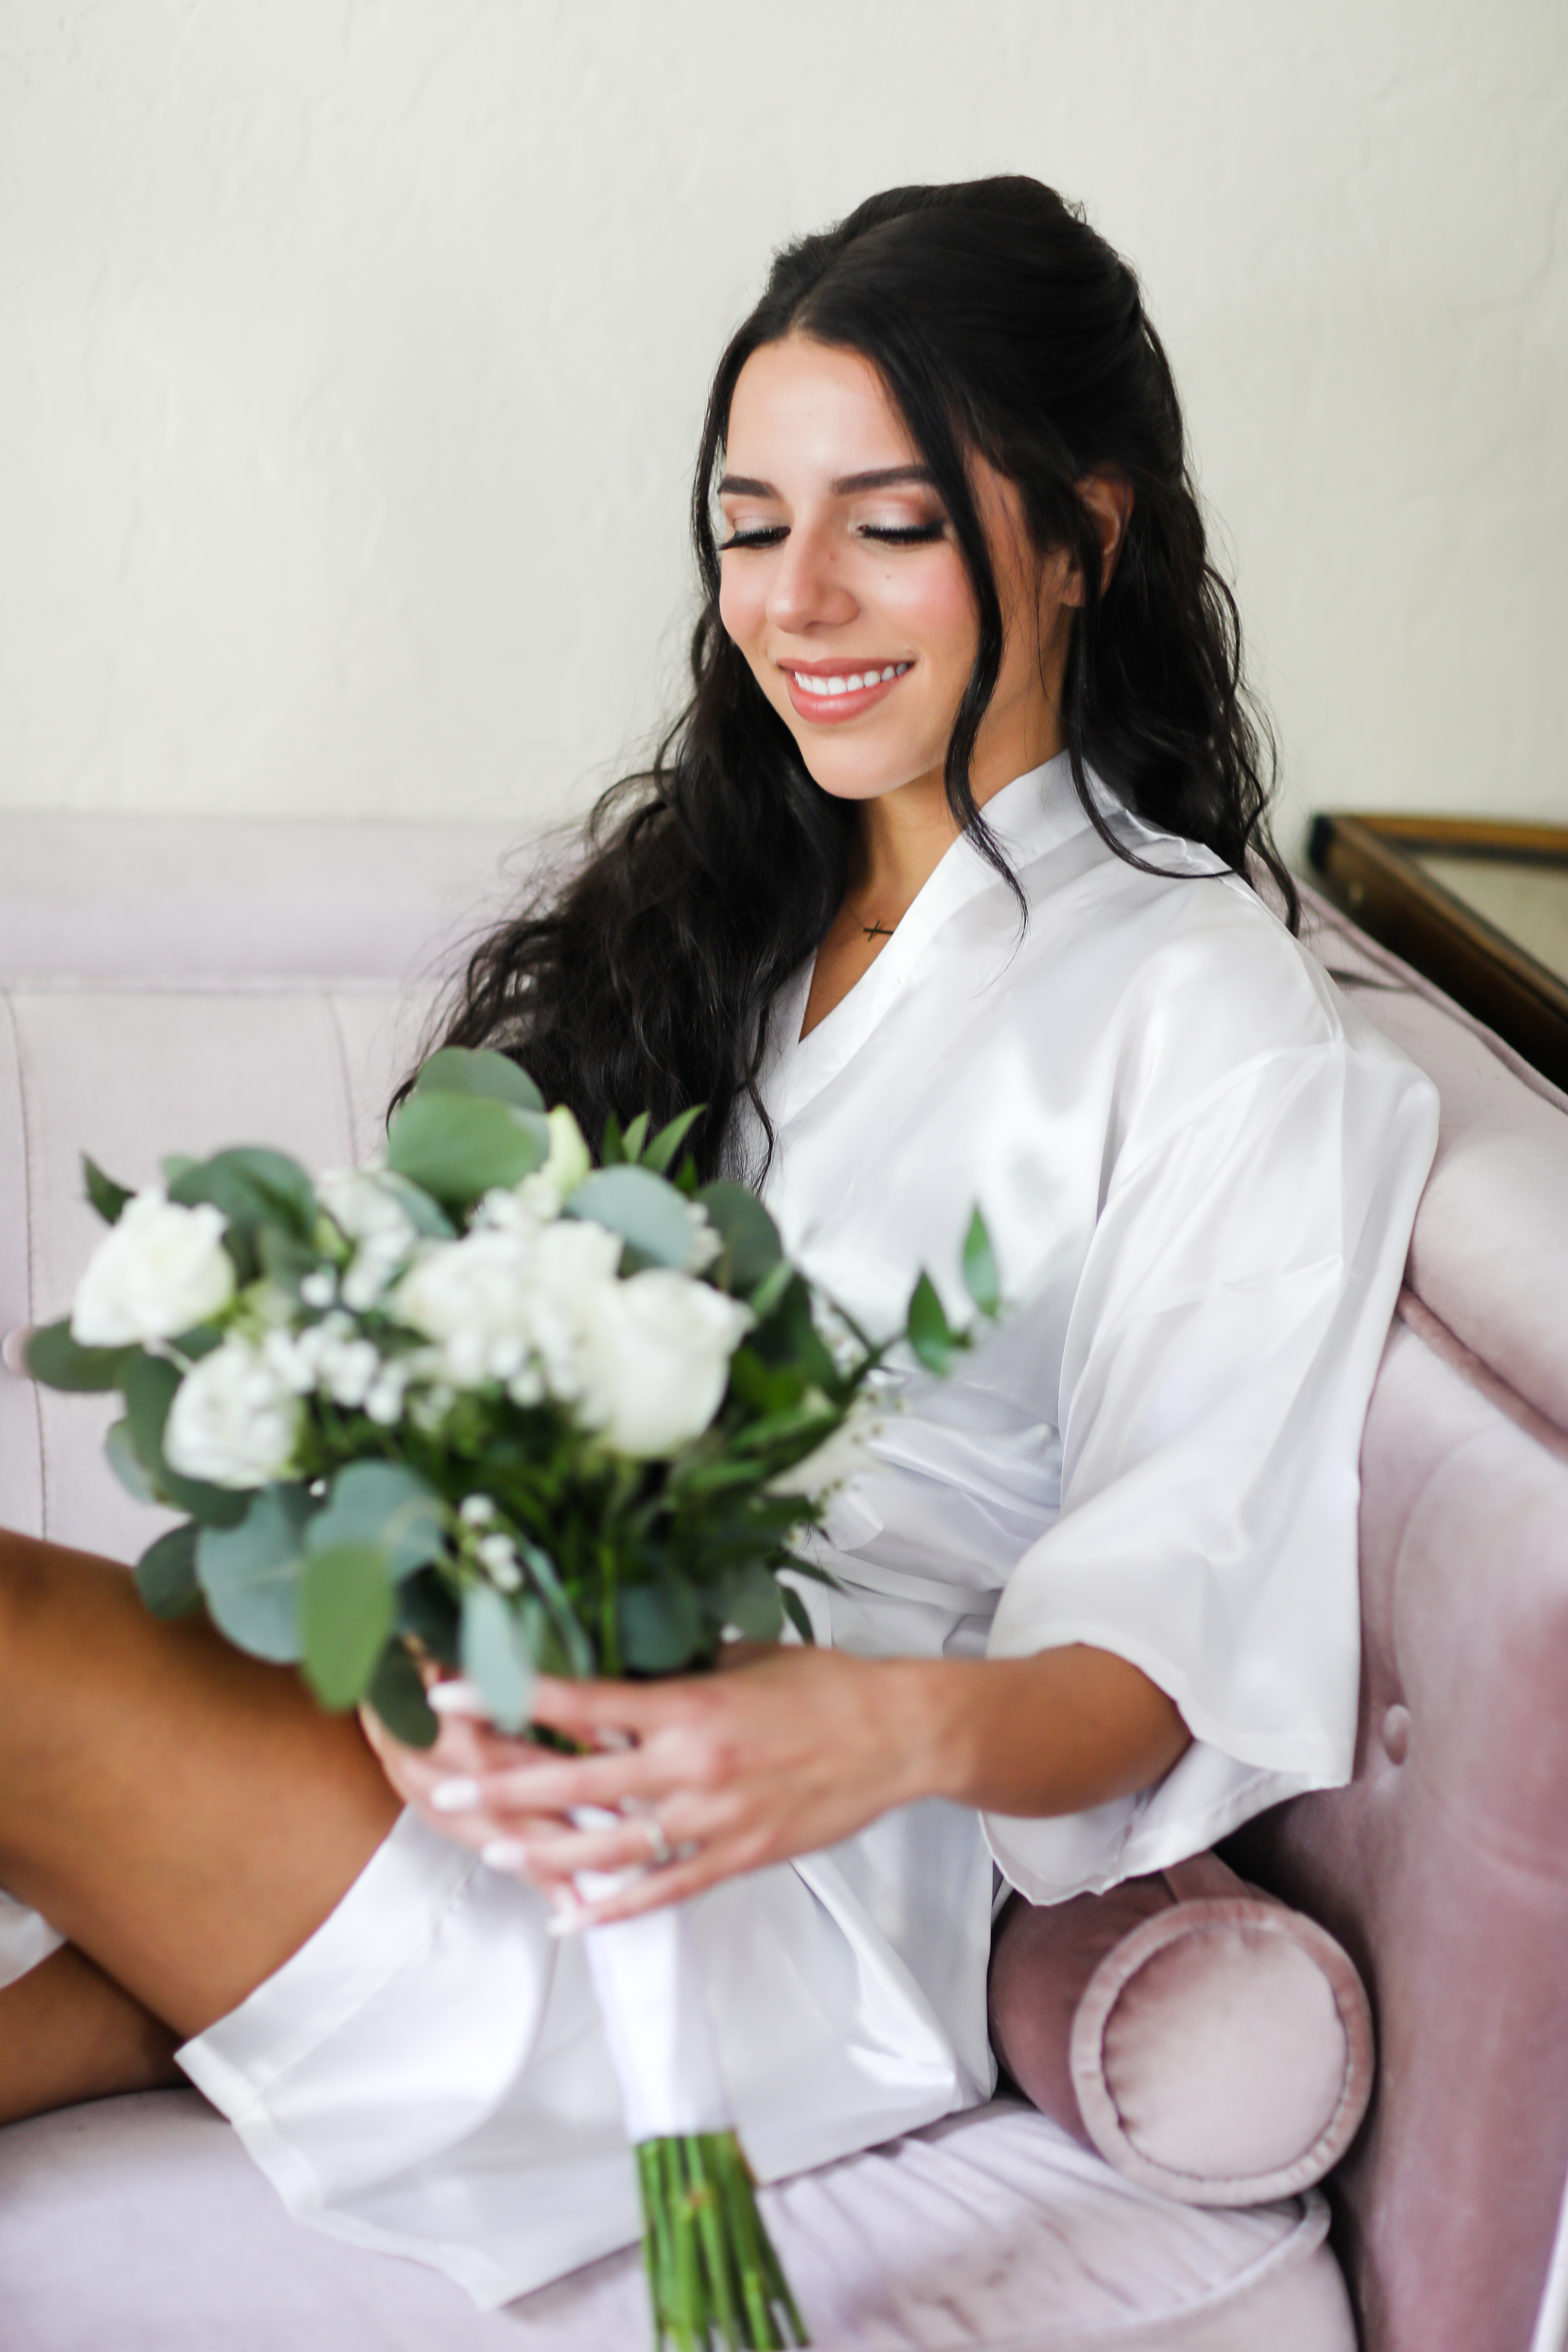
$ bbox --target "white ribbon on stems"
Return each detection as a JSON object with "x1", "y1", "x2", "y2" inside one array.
[{"x1": 570, "y1": 1804, "x2": 733, "y2": 2144}]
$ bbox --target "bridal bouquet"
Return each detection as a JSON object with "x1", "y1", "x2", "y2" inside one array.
[{"x1": 28, "y1": 1046, "x2": 999, "y2": 2352}]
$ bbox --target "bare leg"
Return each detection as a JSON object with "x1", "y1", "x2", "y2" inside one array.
[
  {"x1": 0, "y1": 1527, "x2": 401, "y2": 2084},
  {"x1": 0, "y1": 1945, "x2": 182, "y2": 2126}
]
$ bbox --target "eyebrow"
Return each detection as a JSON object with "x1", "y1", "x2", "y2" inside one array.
[{"x1": 716, "y1": 465, "x2": 936, "y2": 498}]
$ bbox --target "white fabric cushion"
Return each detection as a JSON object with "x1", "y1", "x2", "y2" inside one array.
[{"x1": 0, "y1": 2091, "x2": 1354, "y2": 2351}]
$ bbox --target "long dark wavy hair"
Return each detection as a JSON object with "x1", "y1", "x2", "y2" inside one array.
[{"x1": 428, "y1": 176, "x2": 1294, "y2": 1179}]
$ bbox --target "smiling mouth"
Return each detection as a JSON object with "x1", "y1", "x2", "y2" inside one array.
[{"x1": 780, "y1": 660, "x2": 911, "y2": 722}]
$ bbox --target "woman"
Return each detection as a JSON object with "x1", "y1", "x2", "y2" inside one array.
[{"x1": 0, "y1": 178, "x2": 1436, "y2": 2308}]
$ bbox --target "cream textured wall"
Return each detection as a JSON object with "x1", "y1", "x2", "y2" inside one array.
[{"x1": 1, "y1": 1, "x2": 1564, "y2": 861}]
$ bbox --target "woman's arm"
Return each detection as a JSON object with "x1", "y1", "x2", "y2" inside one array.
[{"x1": 362, "y1": 1644, "x2": 1190, "y2": 1928}]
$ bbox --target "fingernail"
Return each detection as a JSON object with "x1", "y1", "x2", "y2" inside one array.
[
  {"x1": 430, "y1": 1777, "x2": 481, "y2": 1814},
  {"x1": 545, "y1": 1890, "x2": 588, "y2": 1938},
  {"x1": 481, "y1": 1837, "x2": 529, "y2": 1872},
  {"x1": 429, "y1": 1678, "x2": 487, "y2": 1718}
]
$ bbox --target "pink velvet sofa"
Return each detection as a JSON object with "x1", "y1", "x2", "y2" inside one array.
[{"x1": 1, "y1": 812, "x2": 1565, "y2": 2352}]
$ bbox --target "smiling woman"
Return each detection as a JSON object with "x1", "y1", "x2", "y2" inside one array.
[{"x1": 0, "y1": 176, "x2": 1435, "y2": 2338}]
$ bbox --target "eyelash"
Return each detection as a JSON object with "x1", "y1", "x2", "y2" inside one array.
[{"x1": 718, "y1": 522, "x2": 946, "y2": 552}]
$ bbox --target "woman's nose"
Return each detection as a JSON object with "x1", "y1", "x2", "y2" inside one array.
[{"x1": 765, "y1": 525, "x2": 857, "y2": 634}]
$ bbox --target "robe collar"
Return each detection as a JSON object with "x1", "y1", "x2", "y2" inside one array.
[{"x1": 770, "y1": 752, "x2": 1090, "y2": 1126}]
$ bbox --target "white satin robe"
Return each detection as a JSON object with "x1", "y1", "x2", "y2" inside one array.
[{"x1": 105, "y1": 754, "x2": 1440, "y2": 2304}]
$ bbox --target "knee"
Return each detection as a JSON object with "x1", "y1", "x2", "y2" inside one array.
[{"x1": 0, "y1": 1527, "x2": 76, "y2": 1712}]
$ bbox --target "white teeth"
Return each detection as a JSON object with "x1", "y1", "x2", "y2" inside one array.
[{"x1": 793, "y1": 663, "x2": 908, "y2": 699}]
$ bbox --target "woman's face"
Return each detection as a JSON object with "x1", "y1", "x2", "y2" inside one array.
[{"x1": 716, "y1": 335, "x2": 1076, "y2": 813}]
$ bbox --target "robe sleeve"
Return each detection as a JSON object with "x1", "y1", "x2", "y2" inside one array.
[{"x1": 982, "y1": 1013, "x2": 1438, "y2": 1904}]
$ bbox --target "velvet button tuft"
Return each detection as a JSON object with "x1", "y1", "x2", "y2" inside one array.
[{"x1": 1381, "y1": 1704, "x2": 1410, "y2": 1765}]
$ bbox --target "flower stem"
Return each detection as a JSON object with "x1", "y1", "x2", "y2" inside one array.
[{"x1": 636, "y1": 2129, "x2": 806, "y2": 2348}]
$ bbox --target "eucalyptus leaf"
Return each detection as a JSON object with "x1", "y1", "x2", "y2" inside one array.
[
  {"x1": 257, "y1": 1227, "x2": 326, "y2": 1296},
  {"x1": 461, "y1": 1583, "x2": 534, "y2": 1732},
  {"x1": 961, "y1": 1208, "x2": 1001, "y2": 1320},
  {"x1": 308, "y1": 1461, "x2": 448, "y2": 1580},
  {"x1": 122, "y1": 1349, "x2": 180, "y2": 1466},
  {"x1": 373, "y1": 1170, "x2": 457, "y2": 1239},
  {"x1": 134, "y1": 1520, "x2": 201, "y2": 1618},
  {"x1": 695, "y1": 1182, "x2": 782, "y2": 1293},
  {"x1": 300, "y1": 1541, "x2": 396, "y2": 1711},
  {"x1": 197, "y1": 1484, "x2": 315, "y2": 1662},
  {"x1": 411, "y1": 1047, "x2": 545, "y2": 1113},
  {"x1": 618, "y1": 1578, "x2": 703, "y2": 1671},
  {"x1": 82, "y1": 1154, "x2": 133, "y2": 1226},
  {"x1": 566, "y1": 1165, "x2": 705, "y2": 1272},
  {"x1": 22, "y1": 1319, "x2": 132, "y2": 1394},
  {"x1": 367, "y1": 1640, "x2": 439, "y2": 1748},
  {"x1": 168, "y1": 1148, "x2": 316, "y2": 1239},
  {"x1": 715, "y1": 1563, "x2": 784, "y2": 1643},
  {"x1": 386, "y1": 1091, "x2": 549, "y2": 1207},
  {"x1": 105, "y1": 1417, "x2": 158, "y2": 1504}
]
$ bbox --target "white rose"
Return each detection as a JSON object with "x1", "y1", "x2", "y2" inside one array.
[
  {"x1": 164, "y1": 1335, "x2": 304, "y2": 1488},
  {"x1": 578, "y1": 1270, "x2": 751, "y2": 1459},
  {"x1": 71, "y1": 1191, "x2": 236, "y2": 1348}
]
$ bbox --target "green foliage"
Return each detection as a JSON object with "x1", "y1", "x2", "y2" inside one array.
[
  {"x1": 23, "y1": 1318, "x2": 131, "y2": 1393},
  {"x1": 567, "y1": 1166, "x2": 708, "y2": 1273},
  {"x1": 714, "y1": 1561, "x2": 785, "y2": 1642},
  {"x1": 196, "y1": 1484, "x2": 315, "y2": 1661},
  {"x1": 106, "y1": 1418, "x2": 159, "y2": 1505},
  {"x1": 906, "y1": 1272, "x2": 960, "y2": 1375},
  {"x1": 412, "y1": 1047, "x2": 545, "y2": 1113},
  {"x1": 367, "y1": 1641, "x2": 439, "y2": 1748},
  {"x1": 310, "y1": 1461, "x2": 448, "y2": 1579},
  {"x1": 300, "y1": 1542, "x2": 396, "y2": 1710},
  {"x1": 461, "y1": 1582, "x2": 534, "y2": 1732},
  {"x1": 696, "y1": 1183, "x2": 782, "y2": 1295},
  {"x1": 168, "y1": 1148, "x2": 316, "y2": 1240},
  {"x1": 621, "y1": 1111, "x2": 650, "y2": 1162},
  {"x1": 961, "y1": 1208, "x2": 1001, "y2": 1320},
  {"x1": 82, "y1": 1154, "x2": 133, "y2": 1226},
  {"x1": 618, "y1": 1578, "x2": 702, "y2": 1672},
  {"x1": 386, "y1": 1090, "x2": 549, "y2": 1208},
  {"x1": 134, "y1": 1520, "x2": 202, "y2": 1618},
  {"x1": 640, "y1": 1105, "x2": 704, "y2": 1177}
]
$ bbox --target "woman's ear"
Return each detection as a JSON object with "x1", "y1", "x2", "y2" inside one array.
[{"x1": 1062, "y1": 473, "x2": 1135, "y2": 604}]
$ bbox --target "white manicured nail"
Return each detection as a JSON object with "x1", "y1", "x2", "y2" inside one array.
[
  {"x1": 545, "y1": 1890, "x2": 587, "y2": 1938},
  {"x1": 481, "y1": 1837, "x2": 529, "y2": 1872},
  {"x1": 429, "y1": 1678, "x2": 486, "y2": 1717},
  {"x1": 431, "y1": 1778, "x2": 481, "y2": 1814}
]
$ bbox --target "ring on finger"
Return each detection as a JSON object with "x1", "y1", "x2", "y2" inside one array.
[{"x1": 641, "y1": 1814, "x2": 674, "y2": 1867}]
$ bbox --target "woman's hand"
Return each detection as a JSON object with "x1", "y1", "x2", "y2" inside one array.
[
  {"x1": 359, "y1": 1640, "x2": 1189, "y2": 1930},
  {"x1": 361, "y1": 1645, "x2": 941, "y2": 1929}
]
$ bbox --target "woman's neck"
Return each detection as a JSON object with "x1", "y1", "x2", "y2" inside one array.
[{"x1": 799, "y1": 736, "x2": 1057, "y2": 1041}]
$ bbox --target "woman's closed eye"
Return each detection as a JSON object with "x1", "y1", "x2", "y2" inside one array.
[{"x1": 718, "y1": 518, "x2": 947, "y2": 552}]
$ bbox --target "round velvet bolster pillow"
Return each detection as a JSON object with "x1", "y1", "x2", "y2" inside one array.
[{"x1": 988, "y1": 1852, "x2": 1374, "y2": 2206}]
